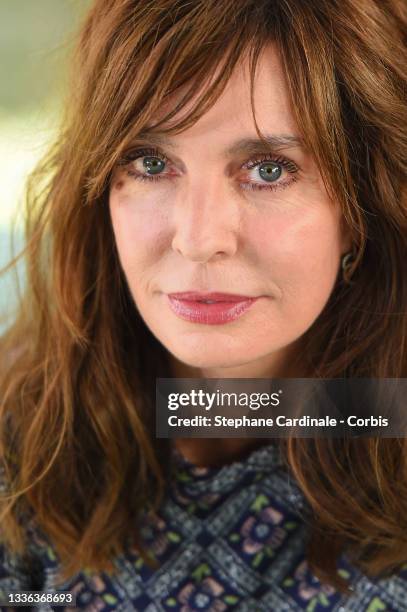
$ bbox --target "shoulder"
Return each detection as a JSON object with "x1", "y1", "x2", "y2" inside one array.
[{"x1": 338, "y1": 557, "x2": 407, "y2": 611}]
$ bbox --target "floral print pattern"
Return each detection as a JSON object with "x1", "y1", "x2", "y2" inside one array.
[
  {"x1": 227, "y1": 493, "x2": 298, "y2": 571},
  {"x1": 0, "y1": 443, "x2": 405, "y2": 611},
  {"x1": 164, "y1": 567, "x2": 240, "y2": 611},
  {"x1": 282, "y1": 560, "x2": 342, "y2": 611}
]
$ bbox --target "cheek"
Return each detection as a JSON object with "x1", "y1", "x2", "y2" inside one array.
[
  {"x1": 109, "y1": 188, "x2": 170, "y2": 267},
  {"x1": 250, "y1": 202, "x2": 342, "y2": 300}
]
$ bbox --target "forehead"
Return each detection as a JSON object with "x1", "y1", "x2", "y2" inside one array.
[{"x1": 143, "y1": 44, "x2": 299, "y2": 150}]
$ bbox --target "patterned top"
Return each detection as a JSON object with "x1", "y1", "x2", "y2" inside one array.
[{"x1": 1, "y1": 442, "x2": 407, "y2": 611}]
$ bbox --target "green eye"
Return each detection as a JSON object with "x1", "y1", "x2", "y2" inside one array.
[
  {"x1": 258, "y1": 162, "x2": 282, "y2": 182},
  {"x1": 143, "y1": 156, "x2": 166, "y2": 175}
]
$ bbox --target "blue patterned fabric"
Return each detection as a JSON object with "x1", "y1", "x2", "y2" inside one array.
[{"x1": 1, "y1": 443, "x2": 407, "y2": 611}]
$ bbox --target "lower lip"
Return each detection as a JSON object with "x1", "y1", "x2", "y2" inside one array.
[{"x1": 167, "y1": 296, "x2": 259, "y2": 325}]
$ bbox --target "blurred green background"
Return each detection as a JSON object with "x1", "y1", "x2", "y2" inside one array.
[{"x1": 0, "y1": 0, "x2": 90, "y2": 326}]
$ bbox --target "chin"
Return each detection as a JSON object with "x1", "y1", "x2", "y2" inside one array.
[
  {"x1": 171, "y1": 349, "x2": 234, "y2": 369},
  {"x1": 165, "y1": 341, "x2": 257, "y2": 370}
]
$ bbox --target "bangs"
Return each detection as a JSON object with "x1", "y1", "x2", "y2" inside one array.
[
  {"x1": 80, "y1": 8, "x2": 274, "y2": 201},
  {"x1": 131, "y1": 41, "x2": 268, "y2": 138}
]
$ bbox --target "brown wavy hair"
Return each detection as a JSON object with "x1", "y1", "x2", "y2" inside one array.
[{"x1": 0, "y1": 0, "x2": 406, "y2": 592}]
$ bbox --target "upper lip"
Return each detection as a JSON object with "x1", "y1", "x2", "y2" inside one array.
[{"x1": 168, "y1": 291, "x2": 256, "y2": 302}]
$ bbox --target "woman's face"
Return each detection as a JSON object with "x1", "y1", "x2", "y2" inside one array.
[{"x1": 109, "y1": 45, "x2": 350, "y2": 377}]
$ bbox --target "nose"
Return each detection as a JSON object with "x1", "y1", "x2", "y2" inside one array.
[{"x1": 171, "y1": 176, "x2": 240, "y2": 263}]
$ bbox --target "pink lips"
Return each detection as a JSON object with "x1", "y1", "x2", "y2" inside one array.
[{"x1": 167, "y1": 292, "x2": 259, "y2": 325}]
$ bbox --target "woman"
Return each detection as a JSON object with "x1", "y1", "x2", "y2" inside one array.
[{"x1": 0, "y1": 0, "x2": 406, "y2": 609}]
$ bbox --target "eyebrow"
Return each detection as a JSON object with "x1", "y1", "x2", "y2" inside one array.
[
  {"x1": 133, "y1": 132, "x2": 305, "y2": 156},
  {"x1": 226, "y1": 135, "x2": 305, "y2": 156}
]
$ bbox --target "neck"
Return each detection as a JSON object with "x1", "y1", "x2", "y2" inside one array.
[
  {"x1": 169, "y1": 343, "x2": 305, "y2": 467},
  {"x1": 174, "y1": 437, "x2": 272, "y2": 468}
]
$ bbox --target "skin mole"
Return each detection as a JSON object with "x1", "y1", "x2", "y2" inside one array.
[{"x1": 113, "y1": 177, "x2": 125, "y2": 191}]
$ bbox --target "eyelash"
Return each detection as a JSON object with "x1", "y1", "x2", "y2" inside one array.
[{"x1": 118, "y1": 147, "x2": 300, "y2": 192}]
